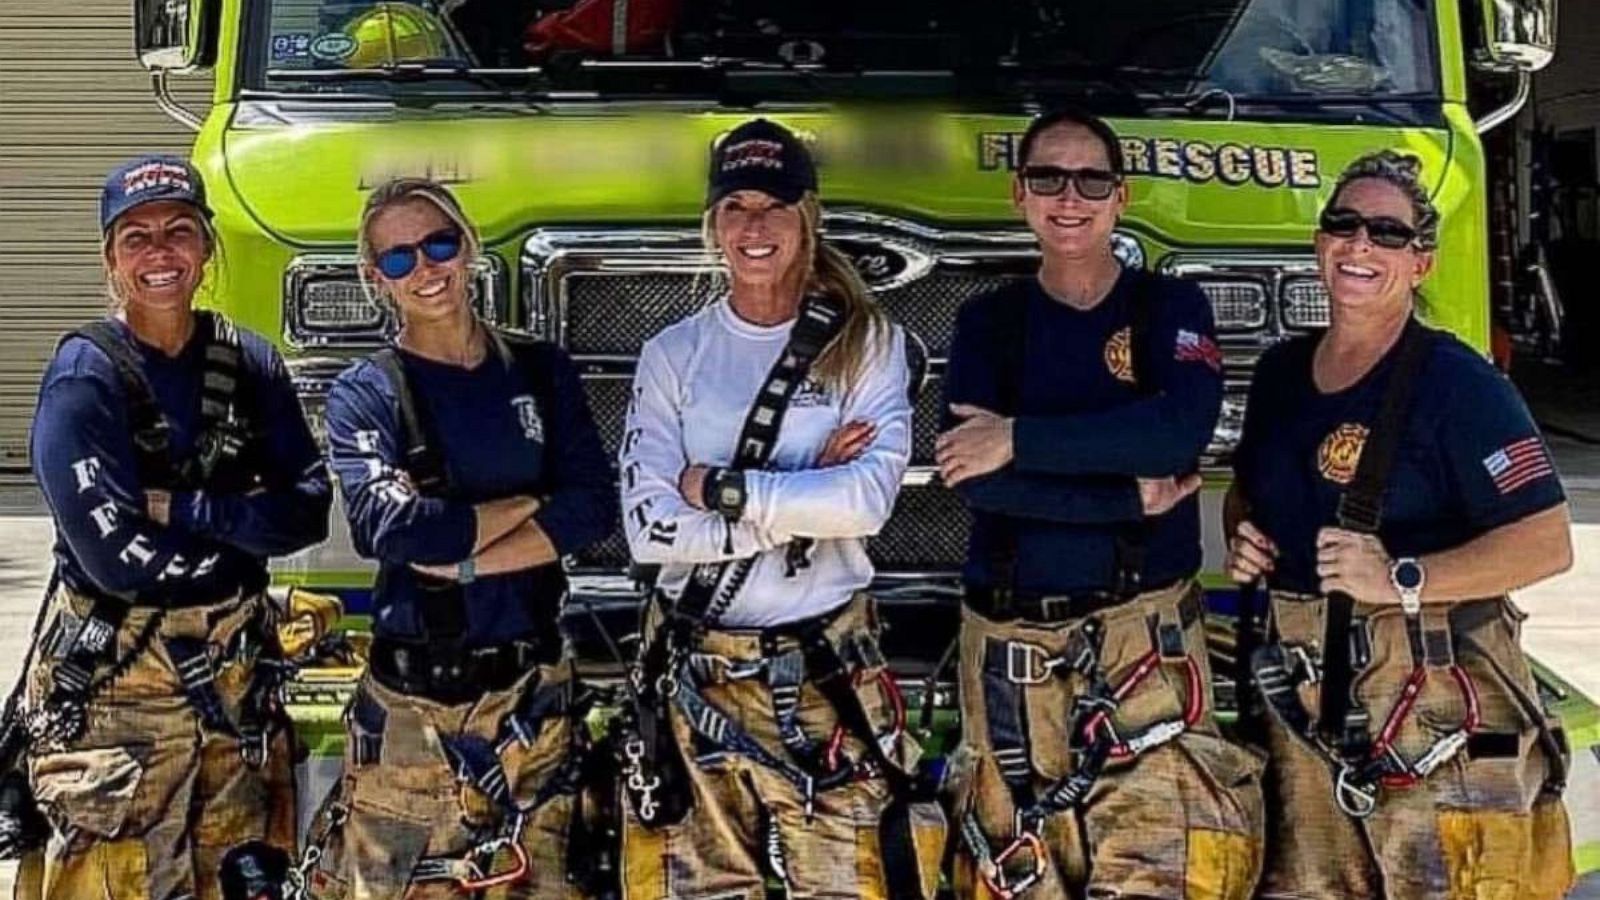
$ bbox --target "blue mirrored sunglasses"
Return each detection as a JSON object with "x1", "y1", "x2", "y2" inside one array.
[{"x1": 373, "y1": 228, "x2": 463, "y2": 279}]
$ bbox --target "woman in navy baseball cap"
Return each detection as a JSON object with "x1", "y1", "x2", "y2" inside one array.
[{"x1": 9, "y1": 155, "x2": 330, "y2": 899}]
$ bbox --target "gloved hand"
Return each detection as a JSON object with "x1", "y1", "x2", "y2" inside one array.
[
  {"x1": 0, "y1": 767, "x2": 48, "y2": 860},
  {"x1": 219, "y1": 839, "x2": 291, "y2": 900}
]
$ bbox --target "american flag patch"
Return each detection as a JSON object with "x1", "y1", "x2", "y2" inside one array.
[
  {"x1": 1174, "y1": 329, "x2": 1222, "y2": 372},
  {"x1": 1482, "y1": 436, "x2": 1554, "y2": 495}
]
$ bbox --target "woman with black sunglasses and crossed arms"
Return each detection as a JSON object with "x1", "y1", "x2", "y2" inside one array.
[
  {"x1": 1227, "y1": 151, "x2": 1575, "y2": 899},
  {"x1": 307, "y1": 178, "x2": 616, "y2": 898},
  {"x1": 936, "y1": 108, "x2": 1262, "y2": 899}
]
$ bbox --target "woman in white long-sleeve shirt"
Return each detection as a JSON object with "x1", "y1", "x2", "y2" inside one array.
[{"x1": 616, "y1": 118, "x2": 943, "y2": 900}]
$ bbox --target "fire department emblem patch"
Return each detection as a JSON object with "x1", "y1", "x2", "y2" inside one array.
[
  {"x1": 1104, "y1": 327, "x2": 1135, "y2": 384},
  {"x1": 1318, "y1": 423, "x2": 1369, "y2": 485}
]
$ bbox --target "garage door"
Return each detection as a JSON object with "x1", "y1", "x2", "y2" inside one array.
[{"x1": 0, "y1": 1, "x2": 213, "y2": 471}]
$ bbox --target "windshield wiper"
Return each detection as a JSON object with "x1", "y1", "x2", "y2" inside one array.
[{"x1": 265, "y1": 61, "x2": 548, "y2": 100}]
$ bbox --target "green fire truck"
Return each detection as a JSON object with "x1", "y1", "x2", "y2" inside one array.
[{"x1": 129, "y1": 0, "x2": 1595, "y2": 875}]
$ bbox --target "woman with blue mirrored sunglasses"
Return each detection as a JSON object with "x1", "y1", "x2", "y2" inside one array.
[
  {"x1": 304, "y1": 177, "x2": 617, "y2": 898},
  {"x1": 372, "y1": 226, "x2": 464, "y2": 279}
]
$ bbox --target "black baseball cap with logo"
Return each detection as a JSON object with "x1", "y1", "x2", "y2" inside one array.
[{"x1": 706, "y1": 118, "x2": 818, "y2": 208}]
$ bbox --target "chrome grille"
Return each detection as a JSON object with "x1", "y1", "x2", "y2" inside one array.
[
  {"x1": 524, "y1": 215, "x2": 1041, "y2": 360},
  {"x1": 563, "y1": 271, "x2": 717, "y2": 358},
  {"x1": 582, "y1": 373, "x2": 633, "y2": 462}
]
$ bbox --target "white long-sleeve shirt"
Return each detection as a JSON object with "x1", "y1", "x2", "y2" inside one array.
[{"x1": 621, "y1": 298, "x2": 914, "y2": 627}]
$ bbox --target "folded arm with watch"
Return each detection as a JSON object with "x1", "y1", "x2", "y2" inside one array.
[{"x1": 410, "y1": 497, "x2": 559, "y2": 582}]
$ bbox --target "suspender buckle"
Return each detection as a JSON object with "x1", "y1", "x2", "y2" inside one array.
[{"x1": 1005, "y1": 642, "x2": 1056, "y2": 685}]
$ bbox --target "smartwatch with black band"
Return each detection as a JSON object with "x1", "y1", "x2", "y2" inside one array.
[{"x1": 702, "y1": 466, "x2": 748, "y2": 522}]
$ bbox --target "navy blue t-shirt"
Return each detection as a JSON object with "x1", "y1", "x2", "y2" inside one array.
[
  {"x1": 1233, "y1": 323, "x2": 1565, "y2": 594},
  {"x1": 325, "y1": 338, "x2": 615, "y2": 647},
  {"x1": 31, "y1": 318, "x2": 331, "y2": 603},
  {"x1": 942, "y1": 270, "x2": 1223, "y2": 593}
]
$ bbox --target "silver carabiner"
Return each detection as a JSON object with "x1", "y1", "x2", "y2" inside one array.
[{"x1": 1334, "y1": 766, "x2": 1378, "y2": 818}]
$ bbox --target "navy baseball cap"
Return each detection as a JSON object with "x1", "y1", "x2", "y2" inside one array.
[
  {"x1": 706, "y1": 119, "x2": 817, "y2": 208},
  {"x1": 100, "y1": 156, "x2": 212, "y2": 232}
]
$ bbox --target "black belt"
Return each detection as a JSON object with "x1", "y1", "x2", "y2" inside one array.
[
  {"x1": 369, "y1": 637, "x2": 557, "y2": 704},
  {"x1": 964, "y1": 578, "x2": 1184, "y2": 624}
]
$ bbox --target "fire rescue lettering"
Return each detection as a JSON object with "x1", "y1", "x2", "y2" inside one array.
[
  {"x1": 119, "y1": 533, "x2": 157, "y2": 568},
  {"x1": 979, "y1": 132, "x2": 1321, "y2": 189},
  {"x1": 71, "y1": 456, "x2": 102, "y2": 493},
  {"x1": 89, "y1": 501, "x2": 119, "y2": 538}
]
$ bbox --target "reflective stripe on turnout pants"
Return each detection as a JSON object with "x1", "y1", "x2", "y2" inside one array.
[
  {"x1": 1257, "y1": 591, "x2": 1575, "y2": 900},
  {"x1": 622, "y1": 592, "x2": 946, "y2": 900},
  {"x1": 950, "y1": 580, "x2": 1266, "y2": 900},
  {"x1": 14, "y1": 586, "x2": 295, "y2": 900}
]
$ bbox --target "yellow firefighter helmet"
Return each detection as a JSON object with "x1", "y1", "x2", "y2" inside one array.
[{"x1": 343, "y1": 2, "x2": 451, "y2": 68}]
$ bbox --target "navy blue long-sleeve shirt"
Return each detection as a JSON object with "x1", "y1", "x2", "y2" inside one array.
[
  {"x1": 31, "y1": 318, "x2": 330, "y2": 603},
  {"x1": 1233, "y1": 325, "x2": 1565, "y2": 594},
  {"x1": 325, "y1": 339, "x2": 616, "y2": 646},
  {"x1": 942, "y1": 270, "x2": 1223, "y2": 593}
]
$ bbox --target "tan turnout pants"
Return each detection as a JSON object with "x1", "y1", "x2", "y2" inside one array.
[
  {"x1": 302, "y1": 659, "x2": 585, "y2": 899},
  {"x1": 15, "y1": 586, "x2": 296, "y2": 900},
  {"x1": 951, "y1": 581, "x2": 1266, "y2": 900},
  {"x1": 1257, "y1": 593, "x2": 1574, "y2": 900},
  {"x1": 622, "y1": 593, "x2": 947, "y2": 900}
]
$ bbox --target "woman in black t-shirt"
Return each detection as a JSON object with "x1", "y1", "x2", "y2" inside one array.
[{"x1": 1227, "y1": 151, "x2": 1574, "y2": 899}]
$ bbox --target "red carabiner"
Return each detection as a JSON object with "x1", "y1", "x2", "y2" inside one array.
[
  {"x1": 825, "y1": 669, "x2": 908, "y2": 772},
  {"x1": 455, "y1": 839, "x2": 530, "y2": 892},
  {"x1": 1371, "y1": 663, "x2": 1482, "y2": 788},
  {"x1": 1082, "y1": 652, "x2": 1205, "y2": 759},
  {"x1": 982, "y1": 830, "x2": 1048, "y2": 900}
]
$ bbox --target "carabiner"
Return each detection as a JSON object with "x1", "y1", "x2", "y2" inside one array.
[
  {"x1": 455, "y1": 816, "x2": 530, "y2": 891},
  {"x1": 982, "y1": 830, "x2": 1048, "y2": 900},
  {"x1": 1334, "y1": 765, "x2": 1378, "y2": 818}
]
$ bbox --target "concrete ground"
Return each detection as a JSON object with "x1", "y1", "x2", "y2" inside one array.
[{"x1": 0, "y1": 359, "x2": 1595, "y2": 895}]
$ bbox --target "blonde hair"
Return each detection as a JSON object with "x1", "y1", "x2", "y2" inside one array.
[
  {"x1": 101, "y1": 210, "x2": 222, "y2": 313},
  {"x1": 703, "y1": 192, "x2": 889, "y2": 393},
  {"x1": 355, "y1": 177, "x2": 481, "y2": 318}
]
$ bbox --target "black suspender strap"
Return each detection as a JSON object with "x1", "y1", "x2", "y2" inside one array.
[
  {"x1": 981, "y1": 636, "x2": 1036, "y2": 801},
  {"x1": 373, "y1": 347, "x2": 451, "y2": 498},
  {"x1": 984, "y1": 285, "x2": 1031, "y2": 598},
  {"x1": 1318, "y1": 319, "x2": 1434, "y2": 749},
  {"x1": 1112, "y1": 271, "x2": 1158, "y2": 598},
  {"x1": 372, "y1": 345, "x2": 465, "y2": 642},
  {"x1": 796, "y1": 626, "x2": 929, "y2": 900},
  {"x1": 69, "y1": 311, "x2": 251, "y2": 492},
  {"x1": 73, "y1": 321, "x2": 177, "y2": 487}
]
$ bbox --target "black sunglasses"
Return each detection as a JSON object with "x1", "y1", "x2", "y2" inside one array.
[
  {"x1": 1019, "y1": 166, "x2": 1122, "y2": 201},
  {"x1": 373, "y1": 228, "x2": 464, "y2": 279},
  {"x1": 1318, "y1": 207, "x2": 1419, "y2": 250}
]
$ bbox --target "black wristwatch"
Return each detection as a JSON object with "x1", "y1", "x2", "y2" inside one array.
[{"x1": 702, "y1": 467, "x2": 748, "y2": 522}]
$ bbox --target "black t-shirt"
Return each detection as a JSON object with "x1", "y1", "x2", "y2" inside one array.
[{"x1": 1233, "y1": 323, "x2": 1564, "y2": 594}]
